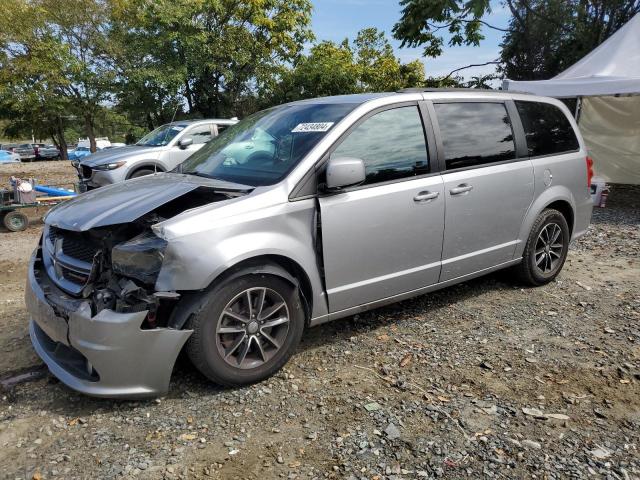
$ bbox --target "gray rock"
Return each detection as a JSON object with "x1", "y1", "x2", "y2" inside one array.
[{"x1": 384, "y1": 423, "x2": 401, "y2": 440}]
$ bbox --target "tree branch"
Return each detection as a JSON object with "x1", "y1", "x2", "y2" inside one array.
[
  {"x1": 426, "y1": 19, "x2": 510, "y2": 33},
  {"x1": 445, "y1": 60, "x2": 501, "y2": 79}
]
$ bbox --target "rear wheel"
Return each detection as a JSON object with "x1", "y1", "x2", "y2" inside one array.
[
  {"x1": 185, "y1": 274, "x2": 304, "y2": 386},
  {"x1": 3, "y1": 211, "x2": 29, "y2": 232},
  {"x1": 514, "y1": 208, "x2": 569, "y2": 286},
  {"x1": 129, "y1": 168, "x2": 156, "y2": 179}
]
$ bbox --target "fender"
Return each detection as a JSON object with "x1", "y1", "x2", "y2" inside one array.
[
  {"x1": 125, "y1": 162, "x2": 165, "y2": 179},
  {"x1": 155, "y1": 196, "x2": 328, "y2": 320},
  {"x1": 167, "y1": 260, "x2": 305, "y2": 330},
  {"x1": 514, "y1": 184, "x2": 576, "y2": 258}
]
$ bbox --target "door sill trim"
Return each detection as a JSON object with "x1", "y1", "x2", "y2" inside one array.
[{"x1": 309, "y1": 258, "x2": 521, "y2": 327}]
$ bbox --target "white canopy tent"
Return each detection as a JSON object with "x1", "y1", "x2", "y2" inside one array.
[{"x1": 503, "y1": 14, "x2": 640, "y2": 184}]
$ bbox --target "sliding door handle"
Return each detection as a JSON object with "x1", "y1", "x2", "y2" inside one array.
[
  {"x1": 450, "y1": 184, "x2": 473, "y2": 195},
  {"x1": 414, "y1": 191, "x2": 439, "y2": 202}
]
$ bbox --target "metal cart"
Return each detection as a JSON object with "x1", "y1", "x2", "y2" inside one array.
[{"x1": 0, "y1": 182, "x2": 77, "y2": 232}]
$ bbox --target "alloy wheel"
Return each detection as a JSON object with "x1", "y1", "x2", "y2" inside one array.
[
  {"x1": 215, "y1": 287, "x2": 290, "y2": 370},
  {"x1": 534, "y1": 223, "x2": 564, "y2": 274}
]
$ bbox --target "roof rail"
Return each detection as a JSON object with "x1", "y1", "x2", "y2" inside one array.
[{"x1": 397, "y1": 87, "x2": 496, "y2": 93}]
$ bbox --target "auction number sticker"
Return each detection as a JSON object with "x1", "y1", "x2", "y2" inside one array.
[{"x1": 292, "y1": 122, "x2": 334, "y2": 133}]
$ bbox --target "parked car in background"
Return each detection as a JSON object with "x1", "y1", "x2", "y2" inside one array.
[
  {"x1": 67, "y1": 138, "x2": 112, "y2": 161},
  {"x1": 0, "y1": 149, "x2": 21, "y2": 163},
  {"x1": 2, "y1": 143, "x2": 36, "y2": 161},
  {"x1": 26, "y1": 90, "x2": 592, "y2": 398},
  {"x1": 34, "y1": 144, "x2": 61, "y2": 160},
  {"x1": 68, "y1": 146, "x2": 100, "y2": 161},
  {"x1": 76, "y1": 118, "x2": 238, "y2": 189}
]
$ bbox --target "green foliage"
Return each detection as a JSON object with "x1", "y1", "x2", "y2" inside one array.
[
  {"x1": 0, "y1": 0, "x2": 117, "y2": 152},
  {"x1": 465, "y1": 74, "x2": 498, "y2": 89},
  {"x1": 7, "y1": 0, "x2": 633, "y2": 150},
  {"x1": 393, "y1": 0, "x2": 639, "y2": 80},
  {"x1": 0, "y1": 0, "x2": 315, "y2": 147},
  {"x1": 268, "y1": 28, "x2": 427, "y2": 103},
  {"x1": 500, "y1": 0, "x2": 640, "y2": 80},
  {"x1": 393, "y1": 0, "x2": 493, "y2": 57},
  {"x1": 113, "y1": 0, "x2": 314, "y2": 119}
]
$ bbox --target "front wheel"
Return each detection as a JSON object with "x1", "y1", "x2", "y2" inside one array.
[
  {"x1": 514, "y1": 208, "x2": 570, "y2": 286},
  {"x1": 185, "y1": 274, "x2": 305, "y2": 386},
  {"x1": 129, "y1": 168, "x2": 156, "y2": 179}
]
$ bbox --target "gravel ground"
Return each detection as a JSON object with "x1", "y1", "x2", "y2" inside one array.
[{"x1": 0, "y1": 161, "x2": 638, "y2": 479}]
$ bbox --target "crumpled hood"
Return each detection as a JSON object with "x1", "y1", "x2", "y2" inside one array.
[
  {"x1": 45, "y1": 173, "x2": 251, "y2": 231},
  {"x1": 80, "y1": 145, "x2": 162, "y2": 166}
]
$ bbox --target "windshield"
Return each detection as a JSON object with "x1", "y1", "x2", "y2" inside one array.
[
  {"x1": 136, "y1": 124, "x2": 186, "y2": 147},
  {"x1": 180, "y1": 103, "x2": 357, "y2": 186}
]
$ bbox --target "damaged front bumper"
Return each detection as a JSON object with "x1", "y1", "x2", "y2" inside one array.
[{"x1": 26, "y1": 248, "x2": 192, "y2": 399}]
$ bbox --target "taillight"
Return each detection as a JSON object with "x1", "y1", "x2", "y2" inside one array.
[{"x1": 586, "y1": 156, "x2": 594, "y2": 188}]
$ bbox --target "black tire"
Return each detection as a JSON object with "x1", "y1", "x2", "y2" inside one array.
[
  {"x1": 514, "y1": 208, "x2": 570, "y2": 286},
  {"x1": 3, "y1": 211, "x2": 29, "y2": 232},
  {"x1": 129, "y1": 168, "x2": 156, "y2": 179},
  {"x1": 185, "y1": 274, "x2": 305, "y2": 386}
]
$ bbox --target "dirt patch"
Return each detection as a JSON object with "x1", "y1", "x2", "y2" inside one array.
[{"x1": 0, "y1": 163, "x2": 638, "y2": 479}]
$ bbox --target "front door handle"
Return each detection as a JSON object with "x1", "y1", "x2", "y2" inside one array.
[
  {"x1": 450, "y1": 184, "x2": 473, "y2": 195},
  {"x1": 413, "y1": 191, "x2": 439, "y2": 202}
]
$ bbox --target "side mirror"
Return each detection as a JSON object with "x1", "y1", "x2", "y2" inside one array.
[
  {"x1": 178, "y1": 137, "x2": 193, "y2": 149},
  {"x1": 325, "y1": 156, "x2": 366, "y2": 190}
]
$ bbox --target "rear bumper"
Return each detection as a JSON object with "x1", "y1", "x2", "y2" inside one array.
[
  {"x1": 26, "y1": 248, "x2": 192, "y2": 399},
  {"x1": 571, "y1": 194, "x2": 593, "y2": 242}
]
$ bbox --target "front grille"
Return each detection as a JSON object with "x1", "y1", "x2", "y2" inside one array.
[
  {"x1": 61, "y1": 235, "x2": 99, "y2": 263},
  {"x1": 44, "y1": 227, "x2": 101, "y2": 295},
  {"x1": 49, "y1": 227, "x2": 101, "y2": 263},
  {"x1": 81, "y1": 165, "x2": 92, "y2": 179},
  {"x1": 61, "y1": 268, "x2": 90, "y2": 284}
]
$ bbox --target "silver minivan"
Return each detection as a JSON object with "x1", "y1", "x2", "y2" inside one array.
[
  {"x1": 26, "y1": 90, "x2": 593, "y2": 398},
  {"x1": 76, "y1": 119, "x2": 238, "y2": 188}
]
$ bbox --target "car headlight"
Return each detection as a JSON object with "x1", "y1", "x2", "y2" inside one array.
[
  {"x1": 111, "y1": 231, "x2": 168, "y2": 284},
  {"x1": 93, "y1": 160, "x2": 126, "y2": 171}
]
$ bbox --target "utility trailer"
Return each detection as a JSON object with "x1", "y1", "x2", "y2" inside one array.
[{"x1": 0, "y1": 179, "x2": 77, "y2": 232}]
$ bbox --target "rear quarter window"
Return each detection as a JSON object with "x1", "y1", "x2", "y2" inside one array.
[
  {"x1": 515, "y1": 101, "x2": 579, "y2": 157},
  {"x1": 434, "y1": 102, "x2": 517, "y2": 170}
]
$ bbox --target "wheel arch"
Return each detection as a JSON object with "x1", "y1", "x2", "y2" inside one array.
[
  {"x1": 515, "y1": 186, "x2": 577, "y2": 259},
  {"x1": 545, "y1": 199, "x2": 574, "y2": 236},
  {"x1": 168, "y1": 254, "x2": 314, "y2": 330},
  {"x1": 126, "y1": 162, "x2": 165, "y2": 179}
]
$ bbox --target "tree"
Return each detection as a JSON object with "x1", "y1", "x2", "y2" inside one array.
[
  {"x1": 393, "y1": 0, "x2": 497, "y2": 57},
  {"x1": 108, "y1": 14, "x2": 186, "y2": 131},
  {"x1": 393, "y1": 0, "x2": 639, "y2": 80},
  {"x1": 267, "y1": 28, "x2": 426, "y2": 103},
  {"x1": 465, "y1": 73, "x2": 498, "y2": 89},
  {"x1": 114, "y1": 0, "x2": 315, "y2": 118},
  {"x1": 0, "y1": 0, "x2": 117, "y2": 152},
  {"x1": 270, "y1": 40, "x2": 359, "y2": 103},
  {"x1": 500, "y1": 0, "x2": 640, "y2": 80}
]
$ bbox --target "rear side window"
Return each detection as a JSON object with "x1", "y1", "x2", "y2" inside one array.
[
  {"x1": 188, "y1": 124, "x2": 214, "y2": 144},
  {"x1": 331, "y1": 105, "x2": 429, "y2": 185},
  {"x1": 434, "y1": 102, "x2": 516, "y2": 170},
  {"x1": 515, "y1": 101, "x2": 579, "y2": 157}
]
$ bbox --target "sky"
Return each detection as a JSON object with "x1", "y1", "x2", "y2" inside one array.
[{"x1": 311, "y1": 0, "x2": 511, "y2": 82}]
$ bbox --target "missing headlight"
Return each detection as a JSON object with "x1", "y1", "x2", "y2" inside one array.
[{"x1": 111, "y1": 231, "x2": 168, "y2": 284}]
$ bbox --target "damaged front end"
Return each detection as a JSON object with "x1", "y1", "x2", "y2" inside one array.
[
  {"x1": 27, "y1": 174, "x2": 252, "y2": 398},
  {"x1": 42, "y1": 215, "x2": 177, "y2": 327}
]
